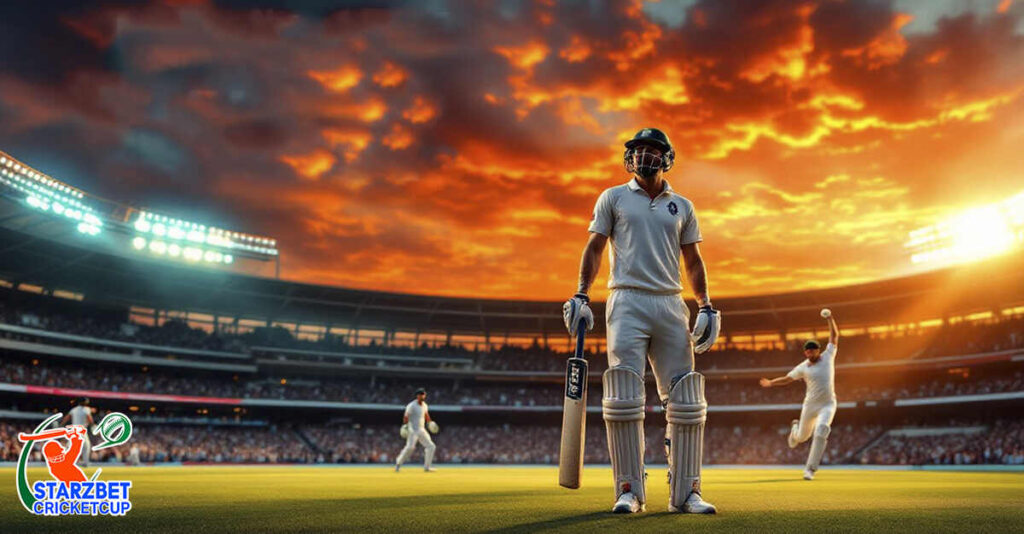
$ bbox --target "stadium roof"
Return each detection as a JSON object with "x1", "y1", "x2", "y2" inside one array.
[{"x1": 2, "y1": 195, "x2": 1023, "y2": 337}]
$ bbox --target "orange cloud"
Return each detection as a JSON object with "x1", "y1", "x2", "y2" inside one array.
[
  {"x1": 325, "y1": 96, "x2": 388, "y2": 123},
  {"x1": 703, "y1": 90, "x2": 1023, "y2": 159},
  {"x1": 740, "y1": 7, "x2": 815, "y2": 82},
  {"x1": 322, "y1": 128, "x2": 372, "y2": 163},
  {"x1": 382, "y1": 123, "x2": 413, "y2": 150},
  {"x1": 840, "y1": 13, "x2": 912, "y2": 69},
  {"x1": 559, "y1": 35, "x2": 591, "y2": 63},
  {"x1": 279, "y1": 149, "x2": 336, "y2": 181},
  {"x1": 402, "y1": 96, "x2": 437, "y2": 123},
  {"x1": 308, "y1": 65, "x2": 362, "y2": 92},
  {"x1": 493, "y1": 41, "x2": 549, "y2": 70},
  {"x1": 372, "y1": 61, "x2": 407, "y2": 88}
]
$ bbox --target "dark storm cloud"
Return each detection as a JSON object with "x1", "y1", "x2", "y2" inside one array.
[{"x1": 0, "y1": 1, "x2": 119, "y2": 83}]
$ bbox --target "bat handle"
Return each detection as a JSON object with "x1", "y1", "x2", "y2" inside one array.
[{"x1": 575, "y1": 319, "x2": 586, "y2": 358}]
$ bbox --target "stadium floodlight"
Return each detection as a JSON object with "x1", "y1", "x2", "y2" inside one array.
[
  {"x1": 76, "y1": 222, "x2": 100, "y2": 236},
  {"x1": 25, "y1": 196, "x2": 45, "y2": 210},
  {"x1": 132, "y1": 237, "x2": 147, "y2": 250},
  {"x1": 129, "y1": 209, "x2": 278, "y2": 259},
  {"x1": 2, "y1": 150, "x2": 103, "y2": 237},
  {"x1": 907, "y1": 190, "x2": 1024, "y2": 266},
  {"x1": 149, "y1": 240, "x2": 167, "y2": 254},
  {"x1": 168, "y1": 244, "x2": 181, "y2": 257}
]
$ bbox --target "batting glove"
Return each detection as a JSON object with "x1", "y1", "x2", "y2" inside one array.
[
  {"x1": 562, "y1": 293, "x2": 595, "y2": 336},
  {"x1": 427, "y1": 421, "x2": 440, "y2": 434},
  {"x1": 399, "y1": 423, "x2": 410, "y2": 439},
  {"x1": 692, "y1": 304, "x2": 721, "y2": 354}
]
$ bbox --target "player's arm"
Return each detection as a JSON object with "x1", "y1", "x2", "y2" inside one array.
[
  {"x1": 424, "y1": 408, "x2": 432, "y2": 423},
  {"x1": 564, "y1": 233, "x2": 605, "y2": 335},
  {"x1": 827, "y1": 314, "x2": 839, "y2": 348},
  {"x1": 682, "y1": 242, "x2": 720, "y2": 353},
  {"x1": 576, "y1": 232, "x2": 607, "y2": 296},
  {"x1": 759, "y1": 376, "x2": 795, "y2": 388},
  {"x1": 60, "y1": 413, "x2": 70, "y2": 426},
  {"x1": 65, "y1": 431, "x2": 84, "y2": 458},
  {"x1": 680, "y1": 242, "x2": 710, "y2": 307}
]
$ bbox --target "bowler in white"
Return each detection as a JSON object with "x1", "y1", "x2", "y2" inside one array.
[
  {"x1": 759, "y1": 309, "x2": 840, "y2": 480},
  {"x1": 395, "y1": 388, "x2": 438, "y2": 472}
]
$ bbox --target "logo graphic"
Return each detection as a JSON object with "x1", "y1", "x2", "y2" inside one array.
[
  {"x1": 15, "y1": 412, "x2": 134, "y2": 516},
  {"x1": 565, "y1": 359, "x2": 587, "y2": 400},
  {"x1": 667, "y1": 201, "x2": 678, "y2": 216}
]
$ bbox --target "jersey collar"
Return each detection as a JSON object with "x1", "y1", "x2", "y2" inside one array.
[{"x1": 627, "y1": 177, "x2": 673, "y2": 196}]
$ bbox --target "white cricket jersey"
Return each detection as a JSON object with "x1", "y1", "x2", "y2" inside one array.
[
  {"x1": 588, "y1": 178, "x2": 702, "y2": 294},
  {"x1": 404, "y1": 400, "x2": 428, "y2": 431},
  {"x1": 787, "y1": 343, "x2": 837, "y2": 404},
  {"x1": 69, "y1": 405, "x2": 91, "y2": 426}
]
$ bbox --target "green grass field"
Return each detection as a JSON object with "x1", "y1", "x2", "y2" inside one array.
[{"x1": 1, "y1": 465, "x2": 1022, "y2": 533}]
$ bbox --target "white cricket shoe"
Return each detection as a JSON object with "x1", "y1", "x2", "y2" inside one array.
[
  {"x1": 424, "y1": 467, "x2": 437, "y2": 472},
  {"x1": 612, "y1": 492, "x2": 644, "y2": 514},
  {"x1": 669, "y1": 492, "x2": 717, "y2": 514},
  {"x1": 803, "y1": 468, "x2": 815, "y2": 480},
  {"x1": 788, "y1": 419, "x2": 799, "y2": 449},
  {"x1": 395, "y1": 464, "x2": 401, "y2": 473}
]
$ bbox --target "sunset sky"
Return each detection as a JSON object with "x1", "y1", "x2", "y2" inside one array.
[{"x1": 1, "y1": 0, "x2": 1022, "y2": 300}]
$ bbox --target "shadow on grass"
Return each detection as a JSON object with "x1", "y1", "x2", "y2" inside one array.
[
  {"x1": 482, "y1": 511, "x2": 611, "y2": 533},
  {"x1": 715, "y1": 478, "x2": 803, "y2": 484}
]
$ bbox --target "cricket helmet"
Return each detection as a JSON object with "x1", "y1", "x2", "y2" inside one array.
[{"x1": 624, "y1": 127, "x2": 675, "y2": 174}]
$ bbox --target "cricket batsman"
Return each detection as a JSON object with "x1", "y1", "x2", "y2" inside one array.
[
  {"x1": 759, "y1": 309, "x2": 840, "y2": 480},
  {"x1": 61, "y1": 397, "x2": 94, "y2": 467},
  {"x1": 563, "y1": 128, "x2": 720, "y2": 514},
  {"x1": 395, "y1": 388, "x2": 439, "y2": 472}
]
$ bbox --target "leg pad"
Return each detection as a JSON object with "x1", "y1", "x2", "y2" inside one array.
[
  {"x1": 666, "y1": 372, "x2": 707, "y2": 509},
  {"x1": 603, "y1": 367, "x2": 646, "y2": 504}
]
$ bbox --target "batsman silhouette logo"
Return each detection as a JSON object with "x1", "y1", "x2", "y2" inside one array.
[{"x1": 15, "y1": 412, "x2": 134, "y2": 516}]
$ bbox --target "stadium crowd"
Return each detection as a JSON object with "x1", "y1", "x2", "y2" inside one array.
[
  {"x1": 858, "y1": 420, "x2": 1024, "y2": 465},
  {"x1": 2, "y1": 291, "x2": 1022, "y2": 468},
  {"x1": 1, "y1": 358, "x2": 1020, "y2": 407},
  {"x1": 3, "y1": 419, "x2": 1019, "y2": 466},
  {"x1": 3, "y1": 292, "x2": 1024, "y2": 374}
]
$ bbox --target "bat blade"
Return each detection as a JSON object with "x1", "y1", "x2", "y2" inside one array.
[
  {"x1": 558, "y1": 356, "x2": 588, "y2": 489},
  {"x1": 17, "y1": 428, "x2": 67, "y2": 442},
  {"x1": 558, "y1": 320, "x2": 589, "y2": 489}
]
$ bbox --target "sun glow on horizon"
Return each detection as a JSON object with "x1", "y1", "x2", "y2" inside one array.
[{"x1": 907, "y1": 192, "x2": 1024, "y2": 266}]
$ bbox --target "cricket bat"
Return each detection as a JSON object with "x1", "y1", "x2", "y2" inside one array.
[
  {"x1": 558, "y1": 319, "x2": 588, "y2": 489},
  {"x1": 17, "y1": 427, "x2": 69, "y2": 442}
]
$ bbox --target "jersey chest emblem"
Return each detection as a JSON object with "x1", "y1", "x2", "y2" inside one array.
[{"x1": 667, "y1": 201, "x2": 678, "y2": 216}]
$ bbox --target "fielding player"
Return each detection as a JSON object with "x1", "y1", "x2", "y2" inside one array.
[
  {"x1": 61, "y1": 397, "x2": 94, "y2": 467},
  {"x1": 395, "y1": 388, "x2": 439, "y2": 472},
  {"x1": 564, "y1": 128, "x2": 721, "y2": 514},
  {"x1": 759, "y1": 309, "x2": 840, "y2": 480}
]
